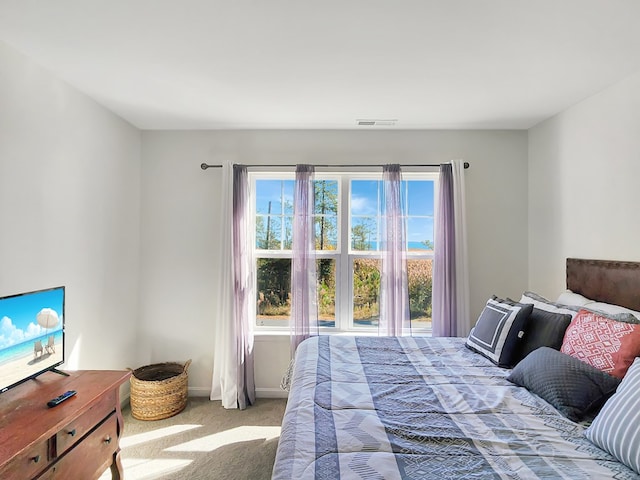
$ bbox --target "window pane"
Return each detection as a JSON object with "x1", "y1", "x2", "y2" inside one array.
[
  {"x1": 351, "y1": 217, "x2": 378, "y2": 251},
  {"x1": 407, "y1": 180, "x2": 434, "y2": 216},
  {"x1": 283, "y1": 181, "x2": 294, "y2": 214},
  {"x1": 256, "y1": 258, "x2": 291, "y2": 327},
  {"x1": 255, "y1": 180, "x2": 293, "y2": 250},
  {"x1": 352, "y1": 258, "x2": 381, "y2": 327},
  {"x1": 351, "y1": 180, "x2": 380, "y2": 251},
  {"x1": 314, "y1": 180, "x2": 338, "y2": 215},
  {"x1": 256, "y1": 258, "x2": 336, "y2": 328},
  {"x1": 283, "y1": 216, "x2": 293, "y2": 249},
  {"x1": 407, "y1": 217, "x2": 434, "y2": 251},
  {"x1": 256, "y1": 180, "x2": 284, "y2": 214},
  {"x1": 255, "y1": 216, "x2": 266, "y2": 249},
  {"x1": 255, "y1": 215, "x2": 282, "y2": 249},
  {"x1": 315, "y1": 216, "x2": 338, "y2": 250},
  {"x1": 408, "y1": 258, "x2": 433, "y2": 329},
  {"x1": 318, "y1": 258, "x2": 336, "y2": 327},
  {"x1": 351, "y1": 180, "x2": 380, "y2": 215},
  {"x1": 314, "y1": 180, "x2": 338, "y2": 251}
]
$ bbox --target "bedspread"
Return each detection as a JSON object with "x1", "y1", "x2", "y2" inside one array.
[{"x1": 272, "y1": 336, "x2": 639, "y2": 479}]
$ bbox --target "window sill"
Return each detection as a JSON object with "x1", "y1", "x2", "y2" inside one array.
[{"x1": 253, "y1": 330, "x2": 433, "y2": 339}]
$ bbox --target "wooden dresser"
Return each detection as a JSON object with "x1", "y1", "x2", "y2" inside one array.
[{"x1": 0, "y1": 370, "x2": 131, "y2": 480}]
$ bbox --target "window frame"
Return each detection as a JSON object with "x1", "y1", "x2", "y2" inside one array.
[{"x1": 251, "y1": 169, "x2": 438, "y2": 335}]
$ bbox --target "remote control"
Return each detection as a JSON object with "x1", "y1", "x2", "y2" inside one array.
[{"x1": 47, "y1": 390, "x2": 77, "y2": 407}]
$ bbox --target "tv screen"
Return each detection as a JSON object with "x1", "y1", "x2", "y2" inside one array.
[{"x1": 0, "y1": 286, "x2": 65, "y2": 393}]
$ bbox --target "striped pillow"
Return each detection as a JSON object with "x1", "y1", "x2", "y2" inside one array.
[{"x1": 585, "y1": 357, "x2": 640, "y2": 474}]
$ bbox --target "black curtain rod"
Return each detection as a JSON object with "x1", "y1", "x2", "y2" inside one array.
[{"x1": 200, "y1": 162, "x2": 469, "y2": 170}]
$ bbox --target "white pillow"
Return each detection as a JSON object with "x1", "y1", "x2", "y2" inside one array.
[{"x1": 556, "y1": 289, "x2": 594, "y2": 307}]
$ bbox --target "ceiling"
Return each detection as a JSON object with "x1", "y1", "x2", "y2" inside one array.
[{"x1": 1, "y1": 0, "x2": 640, "y2": 130}]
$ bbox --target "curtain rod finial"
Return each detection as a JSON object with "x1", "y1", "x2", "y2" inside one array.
[
  {"x1": 463, "y1": 162, "x2": 470, "y2": 169},
  {"x1": 201, "y1": 163, "x2": 209, "y2": 170}
]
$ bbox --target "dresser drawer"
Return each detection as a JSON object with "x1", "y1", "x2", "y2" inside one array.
[
  {"x1": 0, "y1": 438, "x2": 50, "y2": 480},
  {"x1": 55, "y1": 389, "x2": 116, "y2": 456},
  {"x1": 39, "y1": 413, "x2": 119, "y2": 480}
]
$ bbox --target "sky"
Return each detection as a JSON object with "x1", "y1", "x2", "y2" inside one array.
[{"x1": 0, "y1": 287, "x2": 64, "y2": 348}]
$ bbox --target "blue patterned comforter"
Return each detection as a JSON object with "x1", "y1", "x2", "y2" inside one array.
[{"x1": 272, "y1": 336, "x2": 639, "y2": 479}]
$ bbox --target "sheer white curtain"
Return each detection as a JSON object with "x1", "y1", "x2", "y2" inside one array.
[
  {"x1": 379, "y1": 164, "x2": 411, "y2": 336},
  {"x1": 290, "y1": 164, "x2": 318, "y2": 354},
  {"x1": 432, "y1": 159, "x2": 470, "y2": 337},
  {"x1": 210, "y1": 163, "x2": 255, "y2": 409}
]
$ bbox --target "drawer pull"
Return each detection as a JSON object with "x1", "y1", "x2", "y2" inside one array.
[
  {"x1": 32, "y1": 455, "x2": 40, "y2": 463},
  {"x1": 104, "y1": 436, "x2": 112, "y2": 444},
  {"x1": 68, "y1": 428, "x2": 77, "y2": 437}
]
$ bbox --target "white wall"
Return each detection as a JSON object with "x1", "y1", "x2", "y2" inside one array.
[
  {"x1": 528, "y1": 71, "x2": 640, "y2": 298},
  {"x1": 0, "y1": 41, "x2": 142, "y2": 372},
  {"x1": 0, "y1": 38, "x2": 529, "y2": 397},
  {"x1": 139, "y1": 130, "x2": 529, "y2": 395}
]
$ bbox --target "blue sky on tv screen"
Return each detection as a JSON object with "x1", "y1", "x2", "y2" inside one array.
[{"x1": 0, "y1": 288, "x2": 64, "y2": 349}]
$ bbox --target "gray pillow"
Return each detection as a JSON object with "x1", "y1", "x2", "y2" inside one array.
[
  {"x1": 507, "y1": 347, "x2": 620, "y2": 422},
  {"x1": 512, "y1": 307, "x2": 572, "y2": 365}
]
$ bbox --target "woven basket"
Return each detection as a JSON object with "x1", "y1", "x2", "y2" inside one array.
[{"x1": 129, "y1": 359, "x2": 191, "y2": 421}]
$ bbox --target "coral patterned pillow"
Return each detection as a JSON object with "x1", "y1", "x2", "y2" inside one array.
[{"x1": 561, "y1": 309, "x2": 640, "y2": 378}]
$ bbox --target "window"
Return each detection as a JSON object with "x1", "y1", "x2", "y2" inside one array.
[{"x1": 253, "y1": 171, "x2": 437, "y2": 334}]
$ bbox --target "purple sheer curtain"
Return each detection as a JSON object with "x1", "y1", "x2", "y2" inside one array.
[
  {"x1": 290, "y1": 165, "x2": 318, "y2": 354},
  {"x1": 210, "y1": 163, "x2": 255, "y2": 409},
  {"x1": 433, "y1": 163, "x2": 456, "y2": 336},
  {"x1": 379, "y1": 164, "x2": 411, "y2": 336},
  {"x1": 433, "y1": 161, "x2": 470, "y2": 337},
  {"x1": 231, "y1": 164, "x2": 255, "y2": 408}
]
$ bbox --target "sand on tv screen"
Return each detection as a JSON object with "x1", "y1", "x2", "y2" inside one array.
[{"x1": 0, "y1": 286, "x2": 65, "y2": 393}]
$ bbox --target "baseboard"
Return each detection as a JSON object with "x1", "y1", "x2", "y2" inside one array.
[
  {"x1": 256, "y1": 387, "x2": 289, "y2": 399},
  {"x1": 188, "y1": 386, "x2": 214, "y2": 397},
  {"x1": 182, "y1": 386, "x2": 288, "y2": 399}
]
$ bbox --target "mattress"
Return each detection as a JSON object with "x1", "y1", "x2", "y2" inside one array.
[{"x1": 272, "y1": 335, "x2": 639, "y2": 479}]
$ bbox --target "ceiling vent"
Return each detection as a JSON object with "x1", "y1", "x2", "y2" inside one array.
[{"x1": 356, "y1": 119, "x2": 397, "y2": 126}]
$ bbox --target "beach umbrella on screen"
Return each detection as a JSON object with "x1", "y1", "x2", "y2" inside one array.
[{"x1": 37, "y1": 308, "x2": 59, "y2": 330}]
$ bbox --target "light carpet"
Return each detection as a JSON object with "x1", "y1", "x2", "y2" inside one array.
[{"x1": 102, "y1": 397, "x2": 287, "y2": 480}]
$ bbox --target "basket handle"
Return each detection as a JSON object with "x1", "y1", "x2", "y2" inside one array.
[{"x1": 183, "y1": 359, "x2": 192, "y2": 373}]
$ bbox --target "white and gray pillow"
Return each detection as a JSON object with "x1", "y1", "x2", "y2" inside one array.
[
  {"x1": 520, "y1": 291, "x2": 639, "y2": 324},
  {"x1": 585, "y1": 357, "x2": 640, "y2": 474},
  {"x1": 466, "y1": 296, "x2": 532, "y2": 368},
  {"x1": 556, "y1": 289, "x2": 640, "y2": 321},
  {"x1": 519, "y1": 291, "x2": 579, "y2": 318},
  {"x1": 556, "y1": 289, "x2": 593, "y2": 307}
]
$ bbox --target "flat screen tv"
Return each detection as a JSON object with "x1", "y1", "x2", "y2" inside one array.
[{"x1": 0, "y1": 286, "x2": 65, "y2": 394}]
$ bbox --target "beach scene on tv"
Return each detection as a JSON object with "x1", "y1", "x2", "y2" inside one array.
[{"x1": 0, "y1": 287, "x2": 64, "y2": 392}]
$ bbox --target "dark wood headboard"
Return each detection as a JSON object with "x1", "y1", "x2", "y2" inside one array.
[{"x1": 566, "y1": 258, "x2": 640, "y2": 311}]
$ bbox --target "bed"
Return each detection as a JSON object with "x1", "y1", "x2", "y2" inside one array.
[{"x1": 272, "y1": 258, "x2": 640, "y2": 479}]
